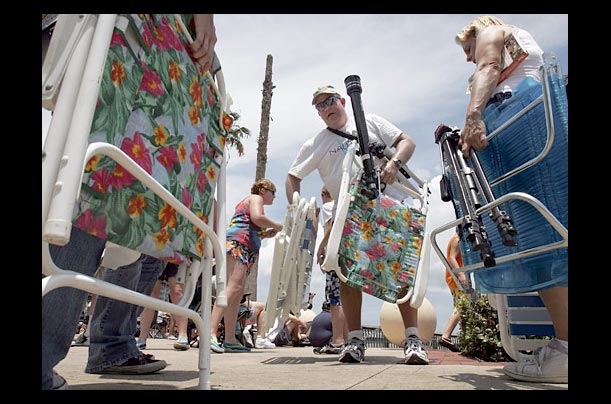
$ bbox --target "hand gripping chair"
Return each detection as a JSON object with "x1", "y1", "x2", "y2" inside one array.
[
  {"x1": 430, "y1": 56, "x2": 568, "y2": 360},
  {"x1": 262, "y1": 192, "x2": 317, "y2": 338},
  {"x1": 42, "y1": 14, "x2": 230, "y2": 389}
]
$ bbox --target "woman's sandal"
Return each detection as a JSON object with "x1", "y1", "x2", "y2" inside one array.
[{"x1": 439, "y1": 336, "x2": 460, "y2": 352}]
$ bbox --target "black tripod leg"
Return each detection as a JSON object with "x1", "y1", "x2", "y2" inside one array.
[
  {"x1": 436, "y1": 125, "x2": 496, "y2": 267},
  {"x1": 469, "y1": 151, "x2": 518, "y2": 247}
]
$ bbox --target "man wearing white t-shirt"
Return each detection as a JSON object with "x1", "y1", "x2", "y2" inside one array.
[{"x1": 285, "y1": 85, "x2": 428, "y2": 365}]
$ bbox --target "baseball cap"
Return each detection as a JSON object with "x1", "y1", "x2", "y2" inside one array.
[{"x1": 311, "y1": 85, "x2": 342, "y2": 105}]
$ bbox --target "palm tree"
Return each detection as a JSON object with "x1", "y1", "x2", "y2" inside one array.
[{"x1": 225, "y1": 110, "x2": 250, "y2": 157}]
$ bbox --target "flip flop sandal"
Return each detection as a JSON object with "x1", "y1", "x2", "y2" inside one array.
[{"x1": 439, "y1": 337, "x2": 460, "y2": 352}]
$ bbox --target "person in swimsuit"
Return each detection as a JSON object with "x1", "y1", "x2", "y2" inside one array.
[{"x1": 209, "y1": 178, "x2": 283, "y2": 353}]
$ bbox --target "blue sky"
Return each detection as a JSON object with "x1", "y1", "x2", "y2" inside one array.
[{"x1": 42, "y1": 14, "x2": 568, "y2": 333}]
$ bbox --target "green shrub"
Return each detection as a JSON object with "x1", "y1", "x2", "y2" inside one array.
[{"x1": 456, "y1": 293, "x2": 511, "y2": 362}]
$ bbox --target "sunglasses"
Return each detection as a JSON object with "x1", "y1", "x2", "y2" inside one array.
[
  {"x1": 315, "y1": 95, "x2": 340, "y2": 111},
  {"x1": 263, "y1": 187, "x2": 276, "y2": 196}
]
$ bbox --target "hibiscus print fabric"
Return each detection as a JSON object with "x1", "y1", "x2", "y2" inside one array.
[
  {"x1": 338, "y1": 181, "x2": 426, "y2": 303},
  {"x1": 72, "y1": 14, "x2": 230, "y2": 264}
]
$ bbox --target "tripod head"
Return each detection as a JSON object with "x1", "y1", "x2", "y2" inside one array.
[{"x1": 434, "y1": 123, "x2": 460, "y2": 145}]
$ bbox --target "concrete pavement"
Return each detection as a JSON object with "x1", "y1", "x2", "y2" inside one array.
[{"x1": 55, "y1": 338, "x2": 568, "y2": 390}]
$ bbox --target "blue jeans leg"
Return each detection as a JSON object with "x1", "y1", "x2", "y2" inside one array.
[
  {"x1": 135, "y1": 256, "x2": 167, "y2": 318},
  {"x1": 42, "y1": 227, "x2": 106, "y2": 389},
  {"x1": 85, "y1": 255, "x2": 165, "y2": 373}
]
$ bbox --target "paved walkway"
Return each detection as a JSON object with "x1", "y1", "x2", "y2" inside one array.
[{"x1": 55, "y1": 338, "x2": 568, "y2": 390}]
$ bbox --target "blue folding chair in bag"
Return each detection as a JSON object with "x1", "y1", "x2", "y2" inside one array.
[
  {"x1": 430, "y1": 56, "x2": 568, "y2": 360},
  {"x1": 262, "y1": 192, "x2": 317, "y2": 338},
  {"x1": 42, "y1": 14, "x2": 231, "y2": 389}
]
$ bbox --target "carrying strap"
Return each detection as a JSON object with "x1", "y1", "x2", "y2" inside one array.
[
  {"x1": 327, "y1": 127, "x2": 357, "y2": 141},
  {"x1": 328, "y1": 126, "x2": 414, "y2": 183}
]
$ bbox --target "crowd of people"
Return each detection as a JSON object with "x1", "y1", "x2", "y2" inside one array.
[{"x1": 42, "y1": 13, "x2": 568, "y2": 389}]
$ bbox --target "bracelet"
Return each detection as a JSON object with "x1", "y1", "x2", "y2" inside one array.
[{"x1": 391, "y1": 157, "x2": 402, "y2": 168}]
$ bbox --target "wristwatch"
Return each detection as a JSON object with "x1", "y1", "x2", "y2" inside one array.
[{"x1": 391, "y1": 157, "x2": 402, "y2": 168}]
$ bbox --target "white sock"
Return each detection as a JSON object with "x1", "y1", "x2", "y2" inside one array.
[
  {"x1": 405, "y1": 327, "x2": 419, "y2": 339},
  {"x1": 348, "y1": 330, "x2": 364, "y2": 341}
]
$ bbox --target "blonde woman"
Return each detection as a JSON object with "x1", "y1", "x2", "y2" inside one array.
[{"x1": 455, "y1": 15, "x2": 568, "y2": 383}]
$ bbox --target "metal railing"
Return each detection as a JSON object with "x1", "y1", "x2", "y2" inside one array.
[{"x1": 362, "y1": 327, "x2": 459, "y2": 350}]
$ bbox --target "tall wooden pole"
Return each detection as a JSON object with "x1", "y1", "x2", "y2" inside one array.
[
  {"x1": 255, "y1": 54, "x2": 274, "y2": 180},
  {"x1": 246, "y1": 54, "x2": 274, "y2": 300}
]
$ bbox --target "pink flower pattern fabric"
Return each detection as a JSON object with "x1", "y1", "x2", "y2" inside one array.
[
  {"x1": 72, "y1": 14, "x2": 230, "y2": 264},
  {"x1": 338, "y1": 181, "x2": 426, "y2": 303}
]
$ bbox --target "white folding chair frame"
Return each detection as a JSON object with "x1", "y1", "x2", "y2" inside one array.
[
  {"x1": 261, "y1": 193, "x2": 317, "y2": 337},
  {"x1": 42, "y1": 14, "x2": 228, "y2": 390},
  {"x1": 489, "y1": 292, "x2": 554, "y2": 361}
]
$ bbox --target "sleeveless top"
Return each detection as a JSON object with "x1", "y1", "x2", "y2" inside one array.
[
  {"x1": 495, "y1": 26, "x2": 545, "y2": 93},
  {"x1": 445, "y1": 233, "x2": 463, "y2": 291},
  {"x1": 226, "y1": 197, "x2": 264, "y2": 255}
]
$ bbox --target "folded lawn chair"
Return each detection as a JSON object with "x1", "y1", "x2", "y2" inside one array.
[
  {"x1": 322, "y1": 75, "x2": 432, "y2": 308},
  {"x1": 488, "y1": 292, "x2": 555, "y2": 361},
  {"x1": 430, "y1": 56, "x2": 568, "y2": 358},
  {"x1": 262, "y1": 192, "x2": 317, "y2": 337},
  {"x1": 42, "y1": 14, "x2": 231, "y2": 389}
]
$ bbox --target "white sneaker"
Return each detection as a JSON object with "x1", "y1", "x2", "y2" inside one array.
[
  {"x1": 243, "y1": 326, "x2": 254, "y2": 348},
  {"x1": 503, "y1": 338, "x2": 568, "y2": 383},
  {"x1": 338, "y1": 337, "x2": 365, "y2": 363},
  {"x1": 404, "y1": 335, "x2": 429, "y2": 365},
  {"x1": 71, "y1": 332, "x2": 89, "y2": 346},
  {"x1": 255, "y1": 336, "x2": 276, "y2": 349}
]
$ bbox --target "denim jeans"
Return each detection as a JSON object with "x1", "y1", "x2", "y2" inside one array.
[
  {"x1": 41, "y1": 227, "x2": 166, "y2": 388},
  {"x1": 42, "y1": 227, "x2": 106, "y2": 389},
  {"x1": 85, "y1": 255, "x2": 165, "y2": 373}
]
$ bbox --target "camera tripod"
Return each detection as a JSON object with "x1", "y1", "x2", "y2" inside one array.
[{"x1": 434, "y1": 124, "x2": 517, "y2": 267}]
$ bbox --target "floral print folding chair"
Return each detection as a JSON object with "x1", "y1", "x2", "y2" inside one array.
[
  {"x1": 323, "y1": 140, "x2": 432, "y2": 307},
  {"x1": 42, "y1": 14, "x2": 230, "y2": 389},
  {"x1": 337, "y1": 180, "x2": 426, "y2": 303},
  {"x1": 73, "y1": 14, "x2": 228, "y2": 263}
]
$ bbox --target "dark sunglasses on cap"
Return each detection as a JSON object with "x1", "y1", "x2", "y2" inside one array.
[{"x1": 315, "y1": 95, "x2": 340, "y2": 111}]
